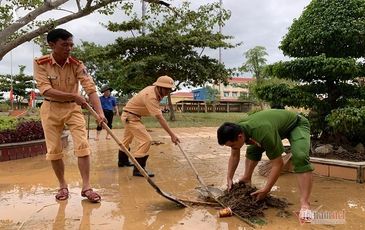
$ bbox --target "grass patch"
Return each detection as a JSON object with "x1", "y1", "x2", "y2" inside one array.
[{"x1": 85, "y1": 112, "x2": 248, "y2": 129}]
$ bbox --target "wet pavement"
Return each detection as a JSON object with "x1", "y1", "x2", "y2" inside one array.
[{"x1": 0, "y1": 127, "x2": 364, "y2": 229}]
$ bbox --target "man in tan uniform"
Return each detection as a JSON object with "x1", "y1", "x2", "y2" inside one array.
[
  {"x1": 34, "y1": 28, "x2": 105, "y2": 203},
  {"x1": 120, "y1": 75, "x2": 180, "y2": 177}
]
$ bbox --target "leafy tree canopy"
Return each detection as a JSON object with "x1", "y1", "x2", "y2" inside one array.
[
  {"x1": 73, "y1": 2, "x2": 237, "y2": 95},
  {"x1": 257, "y1": 0, "x2": 365, "y2": 141},
  {"x1": 280, "y1": 0, "x2": 365, "y2": 58},
  {"x1": 239, "y1": 46, "x2": 268, "y2": 80},
  {"x1": 0, "y1": 65, "x2": 34, "y2": 104}
]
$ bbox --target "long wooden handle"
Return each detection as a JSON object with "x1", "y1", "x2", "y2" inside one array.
[
  {"x1": 176, "y1": 143, "x2": 217, "y2": 198},
  {"x1": 84, "y1": 103, "x2": 159, "y2": 190}
]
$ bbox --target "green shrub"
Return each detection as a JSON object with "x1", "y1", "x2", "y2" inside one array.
[
  {"x1": 0, "y1": 103, "x2": 10, "y2": 112},
  {"x1": 326, "y1": 107, "x2": 365, "y2": 143},
  {"x1": 0, "y1": 116, "x2": 17, "y2": 131}
]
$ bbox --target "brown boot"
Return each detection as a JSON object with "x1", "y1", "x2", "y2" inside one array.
[{"x1": 133, "y1": 155, "x2": 154, "y2": 177}]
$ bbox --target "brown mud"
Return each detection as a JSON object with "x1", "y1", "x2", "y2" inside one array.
[
  {"x1": 218, "y1": 182, "x2": 289, "y2": 218},
  {"x1": 1, "y1": 127, "x2": 365, "y2": 229}
]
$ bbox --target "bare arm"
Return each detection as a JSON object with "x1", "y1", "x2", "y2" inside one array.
[
  {"x1": 43, "y1": 88, "x2": 85, "y2": 104},
  {"x1": 155, "y1": 114, "x2": 180, "y2": 144},
  {"x1": 263, "y1": 156, "x2": 283, "y2": 192},
  {"x1": 251, "y1": 156, "x2": 283, "y2": 200},
  {"x1": 88, "y1": 92, "x2": 104, "y2": 117},
  {"x1": 227, "y1": 148, "x2": 240, "y2": 190}
]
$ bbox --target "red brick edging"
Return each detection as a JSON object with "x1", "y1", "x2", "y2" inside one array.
[{"x1": 0, "y1": 134, "x2": 68, "y2": 162}]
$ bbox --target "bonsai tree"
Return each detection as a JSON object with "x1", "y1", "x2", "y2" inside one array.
[{"x1": 256, "y1": 0, "x2": 365, "y2": 144}]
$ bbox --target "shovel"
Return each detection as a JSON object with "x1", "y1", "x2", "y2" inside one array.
[
  {"x1": 84, "y1": 103, "x2": 186, "y2": 207},
  {"x1": 177, "y1": 143, "x2": 259, "y2": 227},
  {"x1": 177, "y1": 144, "x2": 227, "y2": 200}
]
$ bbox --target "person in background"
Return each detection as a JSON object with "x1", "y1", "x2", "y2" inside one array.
[
  {"x1": 119, "y1": 75, "x2": 180, "y2": 176},
  {"x1": 34, "y1": 28, "x2": 105, "y2": 203},
  {"x1": 95, "y1": 84, "x2": 119, "y2": 141}
]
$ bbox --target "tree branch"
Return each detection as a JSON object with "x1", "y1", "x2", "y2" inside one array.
[
  {"x1": 75, "y1": 0, "x2": 81, "y2": 11},
  {"x1": 0, "y1": 0, "x2": 171, "y2": 60},
  {"x1": 0, "y1": 0, "x2": 69, "y2": 43}
]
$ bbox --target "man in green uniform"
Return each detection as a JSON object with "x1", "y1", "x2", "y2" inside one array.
[{"x1": 217, "y1": 109, "x2": 313, "y2": 218}]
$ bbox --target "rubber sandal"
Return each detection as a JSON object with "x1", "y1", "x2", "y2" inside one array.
[
  {"x1": 81, "y1": 188, "x2": 101, "y2": 203},
  {"x1": 299, "y1": 208, "x2": 313, "y2": 223},
  {"x1": 55, "y1": 188, "x2": 69, "y2": 201}
]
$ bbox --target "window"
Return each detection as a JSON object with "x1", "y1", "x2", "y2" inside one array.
[
  {"x1": 223, "y1": 91, "x2": 230, "y2": 97},
  {"x1": 232, "y1": 91, "x2": 238, "y2": 97}
]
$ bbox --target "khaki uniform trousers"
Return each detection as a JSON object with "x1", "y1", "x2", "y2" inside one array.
[
  {"x1": 40, "y1": 101, "x2": 90, "y2": 160},
  {"x1": 121, "y1": 112, "x2": 152, "y2": 158}
]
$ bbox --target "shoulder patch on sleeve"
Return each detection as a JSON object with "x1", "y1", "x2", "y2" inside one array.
[
  {"x1": 69, "y1": 56, "x2": 82, "y2": 65},
  {"x1": 35, "y1": 55, "x2": 52, "y2": 65}
]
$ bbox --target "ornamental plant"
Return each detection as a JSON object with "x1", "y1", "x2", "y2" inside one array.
[
  {"x1": 0, "y1": 118, "x2": 44, "y2": 144},
  {"x1": 256, "y1": 0, "x2": 365, "y2": 144}
]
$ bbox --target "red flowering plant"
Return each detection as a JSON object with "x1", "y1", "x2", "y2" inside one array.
[{"x1": 0, "y1": 117, "x2": 44, "y2": 144}]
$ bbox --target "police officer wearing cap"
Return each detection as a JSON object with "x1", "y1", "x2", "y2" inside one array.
[
  {"x1": 95, "y1": 84, "x2": 120, "y2": 141},
  {"x1": 119, "y1": 75, "x2": 180, "y2": 177}
]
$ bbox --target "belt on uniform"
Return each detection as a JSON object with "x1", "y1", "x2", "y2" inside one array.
[
  {"x1": 123, "y1": 110, "x2": 141, "y2": 118},
  {"x1": 44, "y1": 98, "x2": 75, "y2": 103}
]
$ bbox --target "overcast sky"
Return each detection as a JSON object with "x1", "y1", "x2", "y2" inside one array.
[{"x1": 0, "y1": 0, "x2": 311, "y2": 77}]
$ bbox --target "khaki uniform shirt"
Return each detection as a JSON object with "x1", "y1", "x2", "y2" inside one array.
[
  {"x1": 34, "y1": 54, "x2": 96, "y2": 99},
  {"x1": 123, "y1": 86, "x2": 162, "y2": 117}
]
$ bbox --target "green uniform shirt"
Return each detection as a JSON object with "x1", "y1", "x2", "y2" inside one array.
[{"x1": 238, "y1": 109, "x2": 298, "y2": 160}]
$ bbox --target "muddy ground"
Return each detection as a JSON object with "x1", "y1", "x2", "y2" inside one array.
[
  {"x1": 218, "y1": 182, "x2": 289, "y2": 218},
  {"x1": 0, "y1": 127, "x2": 365, "y2": 229}
]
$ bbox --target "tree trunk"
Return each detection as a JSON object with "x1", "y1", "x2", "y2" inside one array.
[{"x1": 168, "y1": 94, "x2": 175, "y2": 121}]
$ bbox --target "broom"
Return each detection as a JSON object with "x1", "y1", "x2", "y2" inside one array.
[{"x1": 258, "y1": 153, "x2": 292, "y2": 177}]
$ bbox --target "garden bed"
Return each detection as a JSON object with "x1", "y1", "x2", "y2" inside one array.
[{"x1": 0, "y1": 134, "x2": 68, "y2": 162}]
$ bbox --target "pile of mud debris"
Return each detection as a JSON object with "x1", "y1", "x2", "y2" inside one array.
[{"x1": 217, "y1": 182, "x2": 290, "y2": 218}]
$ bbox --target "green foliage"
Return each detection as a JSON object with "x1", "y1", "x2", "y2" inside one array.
[
  {"x1": 267, "y1": 55, "x2": 365, "y2": 82},
  {"x1": 73, "y1": 1, "x2": 236, "y2": 95},
  {"x1": 239, "y1": 46, "x2": 268, "y2": 80},
  {"x1": 0, "y1": 0, "x2": 138, "y2": 60},
  {"x1": 252, "y1": 78, "x2": 305, "y2": 109},
  {"x1": 0, "y1": 103, "x2": 10, "y2": 112},
  {"x1": 265, "y1": 56, "x2": 365, "y2": 113},
  {"x1": 257, "y1": 0, "x2": 365, "y2": 142},
  {"x1": 326, "y1": 107, "x2": 365, "y2": 143},
  {"x1": 0, "y1": 116, "x2": 17, "y2": 131},
  {"x1": 205, "y1": 86, "x2": 220, "y2": 104},
  {"x1": 0, "y1": 65, "x2": 34, "y2": 105},
  {"x1": 281, "y1": 0, "x2": 365, "y2": 58}
]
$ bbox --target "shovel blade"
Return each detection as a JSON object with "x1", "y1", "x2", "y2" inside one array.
[{"x1": 159, "y1": 190, "x2": 187, "y2": 207}]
